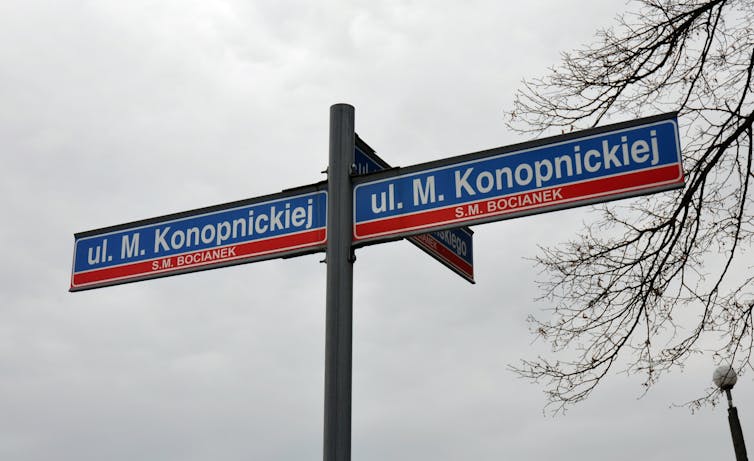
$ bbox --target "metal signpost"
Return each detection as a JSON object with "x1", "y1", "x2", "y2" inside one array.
[
  {"x1": 324, "y1": 104, "x2": 355, "y2": 461},
  {"x1": 70, "y1": 105, "x2": 684, "y2": 461}
]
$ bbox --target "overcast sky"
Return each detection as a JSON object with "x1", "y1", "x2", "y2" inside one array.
[{"x1": 1, "y1": 0, "x2": 751, "y2": 460}]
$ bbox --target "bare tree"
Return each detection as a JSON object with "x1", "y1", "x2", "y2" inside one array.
[{"x1": 508, "y1": 0, "x2": 754, "y2": 413}]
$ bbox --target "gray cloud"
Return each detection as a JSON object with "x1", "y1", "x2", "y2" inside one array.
[{"x1": 1, "y1": 1, "x2": 750, "y2": 460}]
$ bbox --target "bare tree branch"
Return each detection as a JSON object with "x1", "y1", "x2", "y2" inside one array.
[{"x1": 507, "y1": 0, "x2": 754, "y2": 413}]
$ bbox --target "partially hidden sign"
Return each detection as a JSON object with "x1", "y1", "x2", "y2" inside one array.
[
  {"x1": 353, "y1": 113, "x2": 684, "y2": 244},
  {"x1": 354, "y1": 136, "x2": 474, "y2": 283},
  {"x1": 71, "y1": 186, "x2": 327, "y2": 291}
]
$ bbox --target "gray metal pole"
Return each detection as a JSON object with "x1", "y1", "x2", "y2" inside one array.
[
  {"x1": 726, "y1": 389, "x2": 749, "y2": 461},
  {"x1": 324, "y1": 103, "x2": 355, "y2": 461}
]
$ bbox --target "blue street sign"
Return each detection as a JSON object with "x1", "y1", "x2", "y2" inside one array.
[
  {"x1": 353, "y1": 113, "x2": 684, "y2": 243},
  {"x1": 355, "y1": 136, "x2": 474, "y2": 283},
  {"x1": 71, "y1": 186, "x2": 327, "y2": 291}
]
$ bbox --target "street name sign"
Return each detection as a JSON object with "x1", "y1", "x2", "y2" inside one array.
[
  {"x1": 354, "y1": 136, "x2": 475, "y2": 283},
  {"x1": 353, "y1": 113, "x2": 684, "y2": 244},
  {"x1": 70, "y1": 185, "x2": 327, "y2": 291}
]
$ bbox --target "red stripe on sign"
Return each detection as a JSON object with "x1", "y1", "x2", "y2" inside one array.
[
  {"x1": 355, "y1": 164, "x2": 683, "y2": 240},
  {"x1": 410, "y1": 234, "x2": 473, "y2": 279},
  {"x1": 71, "y1": 228, "x2": 326, "y2": 289}
]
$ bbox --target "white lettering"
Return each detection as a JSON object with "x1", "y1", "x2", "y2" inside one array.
[
  {"x1": 534, "y1": 159, "x2": 553, "y2": 187},
  {"x1": 171, "y1": 230, "x2": 186, "y2": 249},
  {"x1": 631, "y1": 139, "x2": 650, "y2": 164},
  {"x1": 514, "y1": 164, "x2": 533, "y2": 185},
  {"x1": 292, "y1": 207, "x2": 307, "y2": 227},
  {"x1": 602, "y1": 140, "x2": 621, "y2": 169},
  {"x1": 650, "y1": 130, "x2": 660, "y2": 165},
  {"x1": 154, "y1": 227, "x2": 170, "y2": 252},
  {"x1": 476, "y1": 171, "x2": 494, "y2": 193},
  {"x1": 216, "y1": 222, "x2": 232, "y2": 245},
  {"x1": 121, "y1": 234, "x2": 140, "y2": 259},
  {"x1": 455, "y1": 168, "x2": 475, "y2": 197},
  {"x1": 413, "y1": 176, "x2": 437, "y2": 205},
  {"x1": 584, "y1": 149, "x2": 601, "y2": 172},
  {"x1": 269, "y1": 206, "x2": 284, "y2": 231}
]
